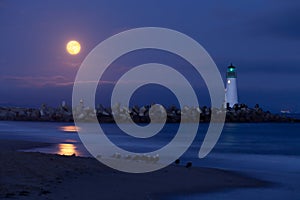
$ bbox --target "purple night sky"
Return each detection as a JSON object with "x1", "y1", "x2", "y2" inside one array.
[{"x1": 0, "y1": 0, "x2": 299, "y2": 112}]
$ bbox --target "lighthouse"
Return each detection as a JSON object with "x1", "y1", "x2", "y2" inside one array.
[{"x1": 225, "y1": 64, "x2": 238, "y2": 108}]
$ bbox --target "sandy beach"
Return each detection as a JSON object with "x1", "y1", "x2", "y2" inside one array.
[{"x1": 0, "y1": 139, "x2": 270, "y2": 200}]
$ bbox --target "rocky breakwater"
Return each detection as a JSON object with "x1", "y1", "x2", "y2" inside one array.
[
  {"x1": 0, "y1": 102, "x2": 298, "y2": 123},
  {"x1": 0, "y1": 102, "x2": 73, "y2": 122},
  {"x1": 72, "y1": 103, "x2": 218, "y2": 123},
  {"x1": 73, "y1": 103, "x2": 298, "y2": 123},
  {"x1": 225, "y1": 104, "x2": 297, "y2": 122}
]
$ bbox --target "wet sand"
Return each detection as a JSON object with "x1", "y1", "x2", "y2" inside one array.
[{"x1": 0, "y1": 140, "x2": 269, "y2": 199}]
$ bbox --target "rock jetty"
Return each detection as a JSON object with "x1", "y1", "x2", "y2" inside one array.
[{"x1": 0, "y1": 102, "x2": 298, "y2": 123}]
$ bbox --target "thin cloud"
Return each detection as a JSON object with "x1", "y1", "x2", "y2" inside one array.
[
  {"x1": 0, "y1": 75, "x2": 119, "y2": 88},
  {"x1": 1, "y1": 75, "x2": 71, "y2": 88}
]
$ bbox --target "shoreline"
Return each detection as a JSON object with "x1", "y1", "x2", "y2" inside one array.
[{"x1": 0, "y1": 139, "x2": 271, "y2": 199}]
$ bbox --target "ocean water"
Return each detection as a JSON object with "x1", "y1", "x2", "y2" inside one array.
[{"x1": 0, "y1": 121, "x2": 299, "y2": 199}]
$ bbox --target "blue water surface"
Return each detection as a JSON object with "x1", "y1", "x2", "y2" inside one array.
[{"x1": 0, "y1": 121, "x2": 299, "y2": 199}]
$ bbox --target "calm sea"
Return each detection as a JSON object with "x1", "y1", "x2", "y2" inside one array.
[{"x1": 0, "y1": 121, "x2": 299, "y2": 199}]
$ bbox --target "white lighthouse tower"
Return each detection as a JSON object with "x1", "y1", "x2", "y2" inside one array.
[{"x1": 225, "y1": 64, "x2": 238, "y2": 108}]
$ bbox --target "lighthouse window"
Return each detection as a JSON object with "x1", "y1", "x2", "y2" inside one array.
[{"x1": 228, "y1": 80, "x2": 231, "y2": 84}]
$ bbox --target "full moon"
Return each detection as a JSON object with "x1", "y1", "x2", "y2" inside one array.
[{"x1": 66, "y1": 40, "x2": 81, "y2": 55}]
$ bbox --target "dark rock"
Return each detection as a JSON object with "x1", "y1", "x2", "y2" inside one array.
[
  {"x1": 19, "y1": 190, "x2": 30, "y2": 196},
  {"x1": 185, "y1": 162, "x2": 192, "y2": 168}
]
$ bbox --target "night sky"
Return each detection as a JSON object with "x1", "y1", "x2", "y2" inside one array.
[{"x1": 0, "y1": 0, "x2": 299, "y2": 112}]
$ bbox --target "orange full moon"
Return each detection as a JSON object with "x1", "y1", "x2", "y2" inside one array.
[{"x1": 66, "y1": 40, "x2": 81, "y2": 55}]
